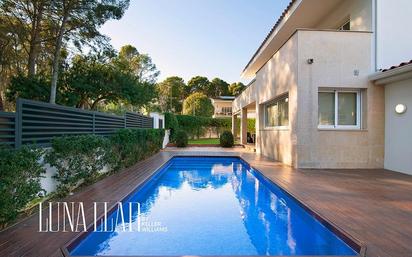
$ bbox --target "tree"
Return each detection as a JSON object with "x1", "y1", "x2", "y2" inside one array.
[
  {"x1": 182, "y1": 92, "x2": 214, "y2": 117},
  {"x1": 117, "y1": 45, "x2": 160, "y2": 83},
  {"x1": 210, "y1": 78, "x2": 230, "y2": 97},
  {"x1": 0, "y1": 0, "x2": 48, "y2": 77},
  {"x1": 63, "y1": 53, "x2": 155, "y2": 110},
  {"x1": 156, "y1": 76, "x2": 185, "y2": 113},
  {"x1": 229, "y1": 82, "x2": 246, "y2": 96},
  {"x1": 6, "y1": 74, "x2": 50, "y2": 103},
  {"x1": 187, "y1": 76, "x2": 212, "y2": 97},
  {"x1": 48, "y1": 0, "x2": 130, "y2": 104}
]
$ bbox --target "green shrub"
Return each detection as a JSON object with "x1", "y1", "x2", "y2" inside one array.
[
  {"x1": 109, "y1": 129, "x2": 165, "y2": 169},
  {"x1": 182, "y1": 92, "x2": 214, "y2": 117},
  {"x1": 6, "y1": 74, "x2": 50, "y2": 103},
  {"x1": 45, "y1": 135, "x2": 110, "y2": 196},
  {"x1": 210, "y1": 117, "x2": 232, "y2": 137},
  {"x1": 165, "y1": 112, "x2": 179, "y2": 141},
  {"x1": 44, "y1": 129, "x2": 165, "y2": 197},
  {"x1": 220, "y1": 131, "x2": 234, "y2": 148},
  {"x1": 176, "y1": 115, "x2": 211, "y2": 139},
  {"x1": 172, "y1": 115, "x2": 254, "y2": 139},
  {"x1": 175, "y1": 130, "x2": 188, "y2": 147},
  {"x1": 0, "y1": 145, "x2": 45, "y2": 227}
]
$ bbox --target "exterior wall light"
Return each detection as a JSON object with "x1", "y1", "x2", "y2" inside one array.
[
  {"x1": 307, "y1": 58, "x2": 314, "y2": 64},
  {"x1": 395, "y1": 104, "x2": 407, "y2": 114}
]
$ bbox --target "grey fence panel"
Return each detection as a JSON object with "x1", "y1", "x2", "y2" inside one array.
[
  {"x1": 0, "y1": 112, "x2": 16, "y2": 147},
  {"x1": 94, "y1": 112, "x2": 125, "y2": 136},
  {"x1": 17, "y1": 99, "x2": 94, "y2": 146},
  {"x1": 126, "y1": 112, "x2": 153, "y2": 129},
  {"x1": 2, "y1": 98, "x2": 156, "y2": 148}
]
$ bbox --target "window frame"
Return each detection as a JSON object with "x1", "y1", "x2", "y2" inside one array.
[
  {"x1": 318, "y1": 89, "x2": 361, "y2": 130},
  {"x1": 264, "y1": 93, "x2": 289, "y2": 130},
  {"x1": 338, "y1": 19, "x2": 351, "y2": 31}
]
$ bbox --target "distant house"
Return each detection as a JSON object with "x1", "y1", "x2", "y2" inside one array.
[
  {"x1": 232, "y1": 0, "x2": 412, "y2": 175},
  {"x1": 210, "y1": 96, "x2": 235, "y2": 118}
]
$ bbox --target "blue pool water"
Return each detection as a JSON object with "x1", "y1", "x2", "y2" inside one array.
[{"x1": 70, "y1": 157, "x2": 357, "y2": 256}]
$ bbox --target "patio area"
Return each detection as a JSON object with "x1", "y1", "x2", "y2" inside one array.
[{"x1": 1, "y1": 147, "x2": 412, "y2": 257}]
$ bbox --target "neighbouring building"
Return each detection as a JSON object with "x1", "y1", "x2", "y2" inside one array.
[
  {"x1": 369, "y1": 61, "x2": 412, "y2": 175},
  {"x1": 150, "y1": 113, "x2": 165, "y2": 129},
  {"x1": 233, "y1": 0, "x2": 412, "y2": 174},
  {"x1": 211, "y1": 96, "x2": 235, "y2": 118}
]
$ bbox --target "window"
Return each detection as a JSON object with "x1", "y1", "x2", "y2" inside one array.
[
  {"x1": 222, "y1": 107, "x2": 232, "y2": 114},
  {"x1": 265, "y1": 94, "x2": 289, "y2": 128},
  {"x1": 318, "y1": 90, "x2": 361, "y2": 129},
  {"x1": 338, "y1": 20, "x2": 351, "y2": 31}
]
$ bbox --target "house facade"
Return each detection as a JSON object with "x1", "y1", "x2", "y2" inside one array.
[
  {"x1": 233, "y1": 0, "x2": 412, "y2": 173},
  {"x1": 211, "y1": 96, "x2": 235, "y2": 118}
]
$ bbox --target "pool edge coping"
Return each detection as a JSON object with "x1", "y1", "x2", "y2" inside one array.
[{"x1": 61, "y1": 153, "x2": 367, "y2": 257}]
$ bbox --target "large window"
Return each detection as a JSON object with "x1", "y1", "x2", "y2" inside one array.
[
  {"x1": 318, "y1": 90, "x2": 361, "y2": 129},
  {"x1": 265, "y1": 94, "x2": 289, "y2": 128}
]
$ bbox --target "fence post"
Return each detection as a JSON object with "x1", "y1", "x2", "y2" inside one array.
[
  {"x1": 92, "y1": 113, "x2": 95, "y2": 134},
  {"x1": 15, "y1": 98, "x2": 23, "y2": 148}
]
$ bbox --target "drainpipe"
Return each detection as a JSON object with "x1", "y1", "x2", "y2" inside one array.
[{"x1": 373, "y1": 0, "x2": 378, "y2": 72}]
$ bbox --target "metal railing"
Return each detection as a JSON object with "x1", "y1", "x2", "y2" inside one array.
[{"x1": 0, "y1": 98, "x2": 154, "y2": 148}]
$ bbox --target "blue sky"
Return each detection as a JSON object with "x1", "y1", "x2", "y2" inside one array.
[{"x1": 100, "y1": 0, "x2": 290, "y2": 84}]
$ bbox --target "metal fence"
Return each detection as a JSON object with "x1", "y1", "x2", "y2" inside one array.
[{"x1": 0, "y1": 98, "x2": 154, "y2": 148}]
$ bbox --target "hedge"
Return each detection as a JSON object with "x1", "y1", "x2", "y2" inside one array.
[
  {"x1": 234, "y1": 118, "x2": 256, "y2": 137},
  {"x1": 175, "y1": 115, "x2": 211, "y2": 139},
  {"x1": 165, "y1": 113, "x2": 256, "y2": 139},
  {"x1": 45, "y1": 135, "x2": 110, "y2": 195},
  {"x1": 0, "y1": 145, "x2": 45, "y2": 227},
  {"x1": 45, "y1": 129, "x2": 165, "y2": 196},
  {"x1": 109, "y1": 128, "x2": 165, "y2": 170},
  {"x1": 0, "y1": 128, "x2": 165, "y2": 227},
  {"x1": 164, "y1": 112, "x2": 179, "y2": 141}
]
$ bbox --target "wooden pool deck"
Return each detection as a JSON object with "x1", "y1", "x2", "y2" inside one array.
[{"x1": 1, "y1": 148, "x2": 412, "y2": 257}]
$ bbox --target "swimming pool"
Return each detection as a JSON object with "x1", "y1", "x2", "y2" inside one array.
[{"x1": 68, "y1": 157, "x2": 358, "y2": 256}]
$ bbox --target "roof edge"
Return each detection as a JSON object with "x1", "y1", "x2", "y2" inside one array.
[
  {"x1": 369, "y1": 62, "x2": 412, "y2": 85},
  {"x1": 242, "y1": 0, "x2": 298, "y2": 77}
]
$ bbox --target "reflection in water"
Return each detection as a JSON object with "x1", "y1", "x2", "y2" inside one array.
[{"x1": 70, "y1": 157, "x2": 356, "y2": 256}]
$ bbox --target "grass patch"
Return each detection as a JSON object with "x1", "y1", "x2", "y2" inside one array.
[{"x1": 188, "y1": 138, "x2": 220, "y2": 145}]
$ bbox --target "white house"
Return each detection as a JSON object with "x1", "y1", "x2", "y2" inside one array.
[
  {"x1": 233, "y1": 0, "x2": 412, "y2": 174},
  {"x1": 210, "y1": 96, "x2": 235, "y2": 118}
]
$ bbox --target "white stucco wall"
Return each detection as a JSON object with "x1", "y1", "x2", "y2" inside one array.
[
  {"x1": 236, "y1": 30, "x2": 384, "y2": 169},
  {"x1": 318, "y1": 0, "x2": 412, "y2": 72},
  {"x1": 233, "y1": 82, "x2": 257, "y2": 113},
  {"x1": 384, "y1": 78, "x2": 412, "y2": 174},
  {"x1": 254, "y1": 33, "x2": 299, "y2": 166},
  {"x1": 296, "y1": 30, "x2": 384, "y2": 169},
  {"x1": 316, "y1": 0, "x2": 372, "y2": 31},
  {"x1": 377, "y1": 0, "x2": 412, "y2": 71}
]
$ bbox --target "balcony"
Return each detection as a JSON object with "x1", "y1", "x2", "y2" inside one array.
[{"x1": 233, "y1": 79, "x2": 257, "y2": 114}]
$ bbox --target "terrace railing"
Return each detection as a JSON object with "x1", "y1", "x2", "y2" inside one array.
[{"x1": 0, "y1": 98, "x2": 154, "y2": 148}]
